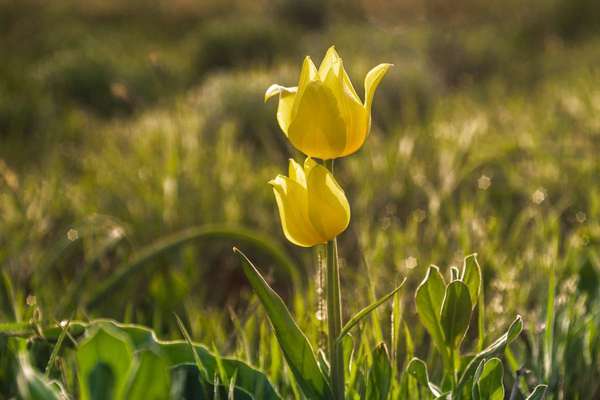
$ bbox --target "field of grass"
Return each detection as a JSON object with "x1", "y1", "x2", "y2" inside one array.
[{"x1": 1, "y1": 0, "x2": 600, "y2": 398}]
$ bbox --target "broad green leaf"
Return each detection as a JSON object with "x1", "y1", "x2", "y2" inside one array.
[
  {"x1": 337, "y1": 279, "x2": 406, "y2": 342},
  {"x1": 119, "y1": 322, "x2": 279, "y2": 399},
  {"x1": 76, "y1": 326, "x2": 134, "y2": 400},
  {"x1": 526, "y1": 385, "x2": 548, "y2": 400},
  {"x1": 474, "y1": 358, "x2": 504, "y2": 400},
  {"x1": 415, "y1": 266, "x2": 446, "y2": 352},
  {"x1": 441, "y1": 281, "x2": 472, "y2": 349},
  {"x1": 365, "y1": 343, "x2": 391, "y2": 400},
  {"x1": 461, "y1": 254, "x2": 481, "y2": 308},
  {"x1": 16, "y1": 355, "x2": 63, "y2": 400},
  {"x1": 7, "y1": 319, "x2": 280, "y2": 399},
  {"x1": 406, "y1": 357, "x2": 442, "y2": 397},
  {"x1": 170, "y1": 364, "x2": 253, "y2": 400},
  {"x1": 88, "y1": 363, "x2": 115, "y2": 400},
  {"x1": 456, "y1": 315, "x2": 523, "y2": 394},
  {"x1": 124, "y1": 350, "x2": 170, "y2": 400},
  {"x1": 471, "y1": 360, "x2": 485, "y2": 400},
  {"x1": 234, "y1": 248, "x2": 331, "y2": 400}
]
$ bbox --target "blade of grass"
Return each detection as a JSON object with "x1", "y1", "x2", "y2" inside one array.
[
  {"x1": 543, "y1": 268, "x2": 556, "y2": 382},
  {"x1": 337, "y1": 279, "x2": 406, "y2": 343},
  {"x1": 45, "y1": 318, "x2": 72, "y2": 377},
  {"x1": 175, "y1": 313, "x2": 209, "y2": 397}
]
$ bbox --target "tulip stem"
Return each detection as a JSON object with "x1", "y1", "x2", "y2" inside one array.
[{"x1": 325, "y1": 159, "x2": 344, "y2": 400}]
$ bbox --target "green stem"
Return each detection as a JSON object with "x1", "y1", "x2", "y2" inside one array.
[
  {"x1": 325, "y1": 159, "x2": 344, "y2": 400},
  {"x1": 449, "y1": 346, "x2": 457, "y2": 389}
]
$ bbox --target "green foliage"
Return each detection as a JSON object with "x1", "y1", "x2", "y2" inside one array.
[
  {"x1": 472, "y1": 358, "x2": 503, "y2": 400},
  {"x1": 1, "y1": 1, "x2": 600, "y2": 398},
  {"x1": 234, "y1": 248, "x2": 330, "y2": 399},
  {"x1": 365, "y1": 343, "x2": 392, "y2": 400},
  {"x1": 76, "y1": 327, "x2": 133, "y2": 399}
]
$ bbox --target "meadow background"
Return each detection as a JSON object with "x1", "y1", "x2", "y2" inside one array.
[{"x1": 1, "y1": 0, "x2": 600, "y2": 398}]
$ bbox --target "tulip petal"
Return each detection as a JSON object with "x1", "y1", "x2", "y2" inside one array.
[
  {"x1": 319, "y1": 46, "x2": 361, "y2": 102},
  {"x1": 287, "y1": 80, "x2": 347, "y2": 160},
  {"x1": 265, "y1": 85, "x2": 298, "y2": 133},
  {"x1": 270, "y1": 175, "x2": 325, "y2": 247},
  {"x1": 318, "y1": 46, "x2": 342, "y2": 80},
  {"x1": 288, "y1": 158, "x2": 306, "y2": 187},
  {"x1": 298, "y1": 56, "x2": 318, "y2": 88},
  {"x1": 364, "y1": 63, "x2": 392, "y2": 110},
  {"x1": 264, "y1": 84, "x2": 297, "y2": 103},
  {"x1": 290, "y1": 56, "x2": 319, "y2": 127},
  {"x1": 323, "y1": 62, "x2": 369, "y2": 157},
  {"x1": 306, "y1": 164, "x2": 350, "y2": 241},
  {"x1": 303, "y1": 157, "x2": 318, "y2": 172}
]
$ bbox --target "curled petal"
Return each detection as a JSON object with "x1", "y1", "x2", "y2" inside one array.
[
  {"x1": 265, "y1": 85, "x2": 298, "y2": 133},
  {"x1": 364, "y1": 63, "x2": 392, "y2": 110}
]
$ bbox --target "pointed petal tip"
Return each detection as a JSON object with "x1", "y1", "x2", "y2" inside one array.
[
  {"x1": 268, "y1": 175, "x2": 286, "y2": 187},
  {"x1": 264, "y1": 84, "x2": 280, "y2": 103}
]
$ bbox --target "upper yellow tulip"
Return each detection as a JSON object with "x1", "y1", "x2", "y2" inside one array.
[
  {"x1": 265, "y1": 46, "x2": 391, "y2": 160},
  {"x1": 269, "y1": 158, "x2": 350, "y2": 247}
]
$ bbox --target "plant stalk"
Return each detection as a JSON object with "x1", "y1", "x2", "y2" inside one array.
[{"x1": 325, "y1": 159, "x2": 344, "y2": 400}]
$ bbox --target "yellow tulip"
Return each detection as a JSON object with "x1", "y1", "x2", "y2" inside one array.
[
  {"x1": 269, "y1": 158, "x2": 351, "y2": 247},
  {"x1": 265, "y1": 46, "x2": 391, "y2": 160}
]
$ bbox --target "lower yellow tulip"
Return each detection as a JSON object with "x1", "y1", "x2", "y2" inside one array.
[{"x1": 269, "y1": 158, "x2": 351, "y2": 247}]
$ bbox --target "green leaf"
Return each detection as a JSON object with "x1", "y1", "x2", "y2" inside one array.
[
  {"x1": 86, "y1": 225, "x2": 301, "y2": 310},
  {"x1": 474, "y1": 358, "x2": 504, "y2": 400},
  {"x1": 341, "y1": 334, "x2": 354, "y2": 379},
  {"x1": 88, "y1": 363, "x2": 115, "y2": 400},
  {"x1": 461, "y1": 254, "x2": 481, "y2": 308},
  {"x1": 16, "y1": 355, "x2": 63, "y2": 400},
  {"x1": 234, "y1": 248, "x2": 331, "y2": 400},
  {"x1": 543, "y1": 268, "x2": 556, "y2": 381},
  {"x1": 118, "y1": 322, "x2": 278, "y2": 399},
  {"x1": 365, "y1": 343, "x2": 392, "y2": 400},
  {"x1": 406, "y1": 357, "x2": 442, "y2": 397},
  {"x1": 415, "y1": 266, "x2": 446, "y2": 352},
  {"x1": 76, "y1": 326, "x2": 134, "y2": 400},
  {"x1": 440, "y1": 281, "x2": 472, "y2": 349},
  {"x1": 455, "y1": 315, "x2": 523, "y2": 394},
  {"x1": 124, "y1": 350, "x2": 171, "y2": 400},
  {"x1": 526, "y1": 385, "x2": 548, "y2": 400},
  {"x1": 0, "y1": 270, "x2": 18, "y2": 321},
  {"x1": 337, "y1": 279, "x2": 406, "y2": 342}
]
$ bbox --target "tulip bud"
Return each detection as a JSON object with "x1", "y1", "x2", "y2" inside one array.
[
  {"x1": 269, "y1": 158, "x2": 350, "y2": 247},
  {"x1": 265, "y1": 46, "x2": 391, "y2": 160}
]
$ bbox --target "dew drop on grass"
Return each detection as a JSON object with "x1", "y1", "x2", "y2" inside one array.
[
  {"x1": 67, "y1": 228, "x2": 79, "y2": 241},
  {"x1": 531, "y1": 188, "x2": 546, "y2": 204},
  {"x1": 477, "y1": 174, "x2": 491, "y2": 190},
  {"x1": 404, "y1": 256, "x2": 417, "y2": 270}
]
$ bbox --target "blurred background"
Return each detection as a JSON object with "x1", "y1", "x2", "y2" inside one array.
[{"x1": 1, "y1": 0, "x2": 600, "y2": 396}]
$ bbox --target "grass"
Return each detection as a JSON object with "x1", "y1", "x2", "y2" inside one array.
[{"x1": 1, "y1": 0, "x2": 600, "y2": 398}]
